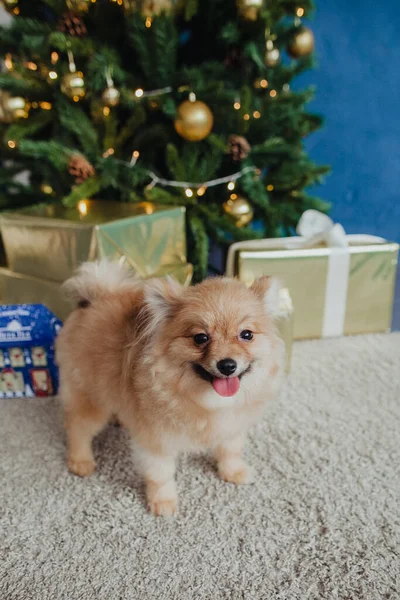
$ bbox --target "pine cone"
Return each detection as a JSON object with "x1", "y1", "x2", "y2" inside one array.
[
  {"x1": 68, "y1": 155, "x2": 95, "y2": 184},
  {"x1": 228, "y1": 135, "x2": 251, "y2": 162},
  {"x1": 57, "y1": 11, "x2": 87, "y2": 37}
]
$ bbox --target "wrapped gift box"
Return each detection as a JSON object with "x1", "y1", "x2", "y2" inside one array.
[
  {"x1": 0, "y1": 304, "x2": 62, "y2": 398},
  {"x1": 0, "y1": 262, "x2": 193, "y2": 323},
  {"x1": 0, "y1": 200, "x2": 189, "y2": 283},
  {"x1": 227, "y1": 235, "x2": 399, "y2": 340}
]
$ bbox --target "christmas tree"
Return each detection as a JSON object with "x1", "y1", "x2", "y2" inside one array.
[{"x1": 0, "y1": 0, "x2": 329, "y2": 281}]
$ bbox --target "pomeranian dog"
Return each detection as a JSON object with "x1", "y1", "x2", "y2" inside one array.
[{"x1": 56, "y1": 260, "x2": 284, "y2": 516}]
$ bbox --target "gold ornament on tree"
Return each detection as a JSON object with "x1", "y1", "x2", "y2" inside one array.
[
  {"x1": 65, "y1": 0, "x2": 91, "y2": 14},
  {"x1": 101, "y1": 67, "x2": 120, "y2": 108},
  {"x1": 0, "y1": 91, "x2": 29, "y2": 122},
  {"x1": 61, "y1": 49, "x2": 85, "y2": 100},
  {"x1": 174, "y1": 93, "x2": 213, "y2": 142},
  {"x1": 68, "y1": 154, "x2": 95, "y2": 184},
  {"x1": 287, "y1": 26, "x2": 315, "y2": 58},
  {"x1": 236, "y1": 0, "x2": 263, "y2": 21},
  {"x1": 223, "y1": 195, "x2": 254, "y2": 228}
]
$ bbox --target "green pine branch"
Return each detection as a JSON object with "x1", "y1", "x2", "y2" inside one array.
[
  {"x1": 62, "y1": 176, "x2": 103, "y2": 207},
  {"x1": 6, "y1": 110, "x2": 53, "y2": 142},
  {"x1": 48, "y1": 32, "x2": 95, "y2": 57},
  {"x1": 18, "y1": 140, "x2": 74, "y2": 171},
  {"x1": 0, "y1": 73, "x2": 45, "y2": 96},
  {"x1": 56, "y1": 96, "x2": 100, "y2": 160}
]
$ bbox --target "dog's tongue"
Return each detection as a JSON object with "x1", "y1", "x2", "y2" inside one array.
[{"x1": 212, "y1": 377, "x2": 240, "y2": 397}]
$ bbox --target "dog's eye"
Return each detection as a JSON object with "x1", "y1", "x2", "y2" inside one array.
[
  {"x1": 193, "y1": 333, "x2": 209, "y2": 345},
  {"x1": 240, "y1": 330, "x2": 253, "y2": 341}
]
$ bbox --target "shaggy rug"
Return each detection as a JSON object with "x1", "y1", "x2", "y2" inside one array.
[{"x1": 1, "y1": 333, "x2": 399, "y2": 600}]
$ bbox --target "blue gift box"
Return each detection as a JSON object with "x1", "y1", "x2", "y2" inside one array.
[{"x1": 0, "y1": 304, "x2": 62, "y2": 398}]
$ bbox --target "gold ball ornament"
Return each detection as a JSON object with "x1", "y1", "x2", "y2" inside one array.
[
  {"x1": 223, "y1": 195, "x2": 254, "y2": 228},
  {"x1": 66, "y1": 0, "x2": 91, "y2": 14},
  {"x1": 265, "y1": 47, "x2": 280, "y2": 67},
  {"x1": 101, "y1": 85, "x2": 120, "y2": 107},
  {"x1": 0, "y1": 91, "x2": 29, "y2": 122},
  {"x1": 61, "y1": 71, "x2": 86, "y2": 100},
  {"x1": 236, "y1": 0, "x2": 263, "y2": 21},
  {"x1": 287, "y1": 26, "x2": 315, "y2": 58},
  {"x1": 174, "y1": 99, "x2": 214, "y2": 142}
]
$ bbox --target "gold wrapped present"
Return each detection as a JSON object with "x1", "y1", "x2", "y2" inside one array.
[
  {"x1": 0, "y1": 200, "x2": 189, "y2": 283},
  {"x1": 227, "y1": 211, "x2": 399, "y2": 339},
  {"x1": 0, "y1": 263, "x2": 193, "y2": 323}
]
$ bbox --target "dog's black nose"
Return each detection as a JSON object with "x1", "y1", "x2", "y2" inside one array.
[{"x1": 217, "y1": 358, "x2": 237, "y2": 376}]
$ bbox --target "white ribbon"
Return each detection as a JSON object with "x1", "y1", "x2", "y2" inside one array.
[
  {"x1": 294, "y1": 210, "x2": 350, "y2": 337},
  {"x1": 226, "y1": 210, "x2": 386, "y2": 338}
]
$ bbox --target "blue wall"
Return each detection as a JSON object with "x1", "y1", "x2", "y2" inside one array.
[{"x1": 300, "y1": 0, "x2": 400, "y2": 242}]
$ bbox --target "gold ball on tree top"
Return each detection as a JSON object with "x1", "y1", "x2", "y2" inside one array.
[
  {"x1": 287, "y1": 26, "x2": 315, "y2": 58},
  {"x1": 223, "y1": 195, "x2": 254, "y2": 228},
  {"x1": 174, "y1": 98, "x2": 213, "y2": 142},
  {"x1": 61, "y1": 71, "x2": 86, "y2": 100},
  {"x1": 236, "y1": 0, "x2": 263, "y2": 21}
]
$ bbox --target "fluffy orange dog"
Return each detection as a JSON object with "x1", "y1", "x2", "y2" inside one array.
[{"x1": 56, "y1": 260, "x2": 284, "y2": 516}]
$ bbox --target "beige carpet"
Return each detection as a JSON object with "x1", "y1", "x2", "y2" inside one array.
[{"x1": 1, "y1": 334, "x2": 400, "y2": 600}]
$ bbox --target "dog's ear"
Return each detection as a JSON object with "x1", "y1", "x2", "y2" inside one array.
[
  {"x1": 250, "y1": 276, "x2": 281, "y2": 315},
  {"x1": 144, "y1": 277, "x2": 184, "y2": 322}
]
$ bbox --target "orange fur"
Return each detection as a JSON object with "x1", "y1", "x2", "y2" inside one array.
[{"x1": 56, "y1": 261, "x2": 285, "y2": 516}]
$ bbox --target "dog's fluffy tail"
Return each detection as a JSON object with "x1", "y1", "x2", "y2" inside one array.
[{"x1": 63, "y1": 258, "x2": 138, "y2": 307}]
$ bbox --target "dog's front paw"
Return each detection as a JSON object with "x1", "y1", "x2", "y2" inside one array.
[
  {"x1": 68, "y1": 457, "x2": 96, "y2": 477},
  {"x1": 149, "y1": 497, "x2": 178, "y2": 517},
  {"x1": 218, "y1": 460, "x2": 254, "y2": 485},
  {"x1": 146, "y1": 479, "x2": 178, "y2": 517}
]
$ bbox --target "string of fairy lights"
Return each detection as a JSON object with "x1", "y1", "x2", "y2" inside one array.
[{"x1": 106, "y1": 149, "x2": 259, "y2": 199}]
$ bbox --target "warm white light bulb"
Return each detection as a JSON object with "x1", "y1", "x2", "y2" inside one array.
[{"x1": 78, "y1": 201, "x2": 88, "y2": 216}]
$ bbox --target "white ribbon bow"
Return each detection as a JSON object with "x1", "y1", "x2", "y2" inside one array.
[{"x1": 285, "y1": 209, "x2": 348, "y2": 249}]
